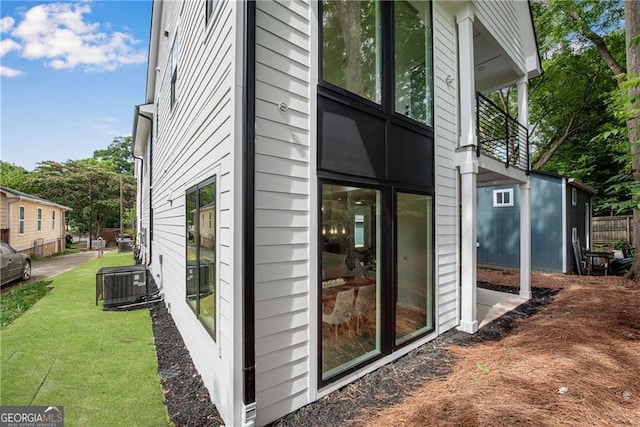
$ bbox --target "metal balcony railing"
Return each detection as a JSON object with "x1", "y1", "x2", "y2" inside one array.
[{"x1": 476, "y1": 92, "x2": 529, "y2": 173}]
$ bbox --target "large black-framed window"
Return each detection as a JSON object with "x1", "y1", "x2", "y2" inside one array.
[
  {"x1": 318, "y1": 178, "x2": 435, "y2": 385},
  {"x1": 318, "y1": 0, "x2": 435, "y2": 386},
  {"x1": 319, "y1": 0, "x2": 433, "y2": 127},
  {"x1": 186, "y1": 176, "x2": 217, "y2": 340}
]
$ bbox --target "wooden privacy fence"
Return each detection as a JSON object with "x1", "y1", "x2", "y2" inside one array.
[{"x1": 592, "y1": 216, "x2": 633, "y2": 246}]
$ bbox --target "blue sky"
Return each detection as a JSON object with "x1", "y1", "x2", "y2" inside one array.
[{"x1": 1, "y1": 1, "x2": 151, "y2": 171}]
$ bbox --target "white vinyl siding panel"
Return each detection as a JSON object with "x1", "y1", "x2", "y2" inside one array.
[
  {"x1": 433, "y1": 3, "x2": 460, "y2": 334},
  {"x1": 473, "y1": 1, "x2": 524, "y2": 72},
  {"x1": 254, "y1": 1, "x2": 312, "y2": 424}
]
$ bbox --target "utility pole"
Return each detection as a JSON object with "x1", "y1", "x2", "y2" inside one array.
[{"x1": 120, "y1": 174, "x2": 123, "y2": 240}]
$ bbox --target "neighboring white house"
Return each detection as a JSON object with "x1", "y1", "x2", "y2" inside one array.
[{"x1": 132, "y1": 1, "x2": 542, "y2": 425}]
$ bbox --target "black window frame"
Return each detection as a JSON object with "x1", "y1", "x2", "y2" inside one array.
[
  {"x1": 317, "y1": 0, "x2": 436, "y2": 387},
  {"x1": 318, "y1": 0, "x2": 434, "y2": 132},
  {"x1": 317, "y1": 175, "x2": 436, "y2": 386},
  {"x1": 185, "y1": 175, "x2": 217, "y2": 340}
]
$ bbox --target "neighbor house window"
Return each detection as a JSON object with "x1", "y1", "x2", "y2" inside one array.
[
  {"x1": 19, "y1": 206, "x2": 25, "y2": 235},
  {"x1": 572, "y1": 188, "x2": 577, "y2": 206},
  {"x1": 493, "y1": 189, "x2": 514, "y2": 207},
  {"x1": 52, "y1": 211, "x2": 56, "y2": 230},
  {"x1": 36, "y1": 208, "x2": 42, "y2": 232},
  {"x1": 185, "y1": 176, "x2": 217, "y2": 340},
  {"x1": 394, "y1": 0, "x2": 433, "y2": 126},
  {"x1": 206, "y1": 0, "x2": 218, "y2": 25},
  {"x1": 322, "y1": 0, "x2": 382, "y2": 103},
  {"x1": 170, "y1": 33, "x2": 178, "y2": 109}
]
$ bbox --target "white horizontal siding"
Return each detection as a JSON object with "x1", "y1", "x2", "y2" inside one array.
[
  {"x1": 434, "y1": 2, "x2": 460, "y2": 334},
  {"x1": 474, "y1": 1, "x2": 525, "y2": 72},
  {"x1": 254, "y1": 1, "x2": 312, "y2": 425}
]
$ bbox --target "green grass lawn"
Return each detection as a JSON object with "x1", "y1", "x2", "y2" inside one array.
[{"x1": 0, "y1": 252, "x2": 169, "y2": 426}]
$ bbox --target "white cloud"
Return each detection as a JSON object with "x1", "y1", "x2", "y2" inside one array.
[
  {"x1": 9, "y1": 2, "x2": 146, "y2": 72},
  {"x1": 0, "y1": 38, "x2": 21, "y2": 56},
  {"x1": 1, "y1": 16, "x2": 15, "y2": 33},
  {"x1": 0, "y1": 66, "x2": 23, "y2": 78}
]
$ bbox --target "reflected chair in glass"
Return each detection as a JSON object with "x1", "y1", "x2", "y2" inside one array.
[
  {"x1": 353, "y1": 284, "x2": 375, "y2": 333},
  {"x1": 322, "y1": 288, "x2": 355, "y2": 340}
]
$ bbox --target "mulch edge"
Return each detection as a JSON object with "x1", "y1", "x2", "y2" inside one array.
[{"x1": 147, "y1": 280, "x2": 558, "y2": 427}]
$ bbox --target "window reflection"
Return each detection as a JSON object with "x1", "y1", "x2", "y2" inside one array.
[
  {"x1": 185, "y1": 178, "x2": 216, "y2": 340},
  {"x1": 321, "y1": 184, "x2": 381, "y2": 380},
  {"x1": 395, "y1": 0, "x2": 432, "y2": 125},
  {"x1": 322, "y1": 0, "x2": 382, "y2": 103},
  {"x1": 395, "y1": 192, "x2": 434, "y2": 344}
]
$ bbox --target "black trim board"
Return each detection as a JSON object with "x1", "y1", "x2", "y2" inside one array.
[{"x1": 242, "y1": 0, "x2": 257, "y2": 407}]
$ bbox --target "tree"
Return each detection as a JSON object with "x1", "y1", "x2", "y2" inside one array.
[
  {"x1": 533, "y1": 0, "x2": 640, "y2": 278},
  {"x1": 27, "y1": 160, "x2": 136, "y2": 248},
  {"x1": 0, "y1": 161, "x2": 32, "y2": 192},
  {"x1": 93, "y1": 136, "x2": 134, "y2": 175}
]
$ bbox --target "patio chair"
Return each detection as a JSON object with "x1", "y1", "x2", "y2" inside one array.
[
  {"x1": 353, "y1": 284, "x2": 375, "y2": 333},
  {"x1": 322, "y1": 288, "x2": 355, "y2": 340}
]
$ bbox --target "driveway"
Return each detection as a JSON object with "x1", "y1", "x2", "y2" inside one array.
[{"x1": 29, "y1": 250, "x2": 102, "y2": 282}]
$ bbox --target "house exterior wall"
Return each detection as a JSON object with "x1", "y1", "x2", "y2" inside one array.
[
  {"x1": 477, "y1": 173, "x2": 589, "y2": 273},
  {"x1": 477, "y1": 184, "x2": 521, "y2": 269},
  {"x1": 136, "y1": 1, "x2": 540, "y2": 425},
  {"x1": 433, "y1": 2, "x2": 460, "y2": 333},
  {"x1": 139, "y1": 1, "x2": 243, "y2": 425},
  {"x1": 473, "y1": 1, "x2": 523, "y2": 73},
  {"x1": 530, "y1": 174, "x2": 564, "y2": 272},
  {"x1": 253, "y1": 1, "x2": 314, "y2": 423},
  {"x1": 1, "y1": 192, "x2": 67, "y2": 256}
]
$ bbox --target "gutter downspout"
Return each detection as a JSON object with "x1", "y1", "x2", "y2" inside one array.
[
  {"x1": 242, "y1": 0, "x2": 257, "y2": 423},
  {"x1": 135, "y1": 107, "x2": 153, "y2": 267}
]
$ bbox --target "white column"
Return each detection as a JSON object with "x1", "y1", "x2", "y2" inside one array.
[
  {"x1": 458, "y1": 151, "x2": 478, "y2": 333},
  {"x1": 457, "y1": 7, "x2": 476, "y2": 148},
  {"x1": 519, "y1": 181, "x2": 532, "y2": 299}
]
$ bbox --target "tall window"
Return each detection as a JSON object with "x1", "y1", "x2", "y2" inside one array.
[
  {"x1": 19, "y1": 206, "x2": 25, "y2": 235},
  {"x1": 185, "y1": 177, "x2": 217, "y2": 339},
  {"x1": 321, "y1": 0, "x2": 433, "y2": 124},
  {"x1": 394, "y1": 0, "x2": 432, "y2": 125},
  {"x1": 36, "y1": 208, "x2": 42, "y2": 232},
  {"x1": 395, "y1": 192, "x2": 434, "y2": 345},
  {"x1": 322, "y1": 0, "x2": 382, "y2": 103},
  {"x1": 52, "y1": 211, "x2": 56, "y2": 230},
  {"x1": 321, "y1": 184, "x2": 381, "y2": 380},
  {"x1": 170, "y1": 34, "x2": 178, "y2": 109}
]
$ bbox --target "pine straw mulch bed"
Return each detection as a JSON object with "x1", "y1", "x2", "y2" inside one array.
[{"x1": 150, "y1": 270, "x2": 640, "y2": 426}]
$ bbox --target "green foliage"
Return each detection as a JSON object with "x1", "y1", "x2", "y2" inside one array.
[
  {"x1": 93, "y1": 136, "x2": 134, "y2": 175},
  {"x1": 529, "y1": 0, "x2": 634, "y2": 215},
  {"x1": 0, "y1": 161, "x2": 32, "y2": 192},
  {"x1": 27, "y1": 160, "x2": 136, "y2": 239},
  {"x1": 0, "y1": 280, "x2": 50, "y2": 328}
]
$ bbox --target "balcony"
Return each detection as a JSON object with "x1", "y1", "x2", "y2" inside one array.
[{"x1": 476, "y1": 92, "x2": 529, "y2": 173}]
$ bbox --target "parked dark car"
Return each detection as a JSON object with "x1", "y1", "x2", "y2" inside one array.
[{"x1": 0, "y1": 240, "x2": 31, "y2": 285}]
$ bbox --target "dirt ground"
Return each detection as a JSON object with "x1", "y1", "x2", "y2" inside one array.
[
  {"x1": 150, "y1": 270, "x2": 640, "y2": 426},
  {"x1": 359, "y1": 270, "x2": 640, "y2": 426}
]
